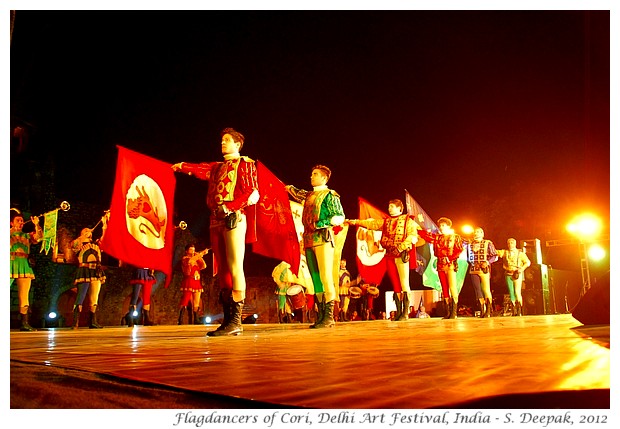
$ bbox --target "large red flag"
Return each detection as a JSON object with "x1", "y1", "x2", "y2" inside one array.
[
  {"x1": 355, "y1": 197, "x2": 388, "y2": 285},
  {"x1": 253, "y1": 161, "x2": 300, "y2": 275},
  {"x1": 100, "y1": 146, "x2": 176, "y2": 287}
]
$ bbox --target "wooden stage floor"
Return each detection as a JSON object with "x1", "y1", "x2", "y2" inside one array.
[{"x1": 9, "y1": 314, "x2": 610, "y2": 409}]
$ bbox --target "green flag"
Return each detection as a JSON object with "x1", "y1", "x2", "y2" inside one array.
[{"x1": 40, "y1": 209, "x2": 58, "y2": 255}]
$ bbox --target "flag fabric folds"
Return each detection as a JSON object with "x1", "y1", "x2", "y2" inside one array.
[
  {"x1": 404, "y1": 190, "x2": 468, "y2": 294},
  {"x1": 100, "y1": 146, "x2": 176, "y2": 287},
  {"x1": 253, "y1": 161, "x2": 300, "y2": 276},
  {"x1": 40, "y1": 209, "x2": 58, "y2": 255},
  {"x1": 404, "y1": 190, "x2": 441, "y2": 290},
  {"x1": 355, "y1": 197, "x2": 388, "y2": 285}
]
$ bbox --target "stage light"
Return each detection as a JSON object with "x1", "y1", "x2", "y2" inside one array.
[
  {"x1": 566, "y1": 213, "x2": 605, "y2": 296},
  {"x1": 44, "y1": 311, "x2": 60, "y2": 328},
  {"x1": 588, "y1": 244, "x2": 606, "y2": 262},
  {"x1": 461, "y1": 224, "x2": 474, "y2": 235},
  {"x1": 242, "y1": 313, "x2": 259, "y2": 324},
  {"x1": 566, "y1": 214, "x2": 602, "y2": 239},
  {"x1": 132, "y1": 309, "x2": 139, "y2": 317},
  {"x1": 204, "y1": 316, "x2": 212, "y2": 324}
]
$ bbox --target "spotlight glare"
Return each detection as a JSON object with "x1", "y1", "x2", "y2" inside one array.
[
  {"x1": 462, "y1": 225, "x2": 474, "y2": 235},
  {"x1": 567, "y1": 214, "x2": 602, "y2": 239},
  {"x1": 588, "y1": 245, "x2": 606, "y2": 261},
  {"x1": 48, "y1": 312, "x2": 58, "y2": 319},
  {"x1": 205, "y1": 316, "x2": 212, "y2": 324},
  {"x1": 132, "y1": 310, "x2": 139, "y2": 317}
]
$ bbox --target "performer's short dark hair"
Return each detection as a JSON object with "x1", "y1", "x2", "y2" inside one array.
[
  {"x1": 312, "y1": 164, "x2": 331, "y2": 181},
  {"x1": 185, "y1": 243, "x2": 196, "y2": 251},
  {"x1": 437, "y1": 217, "x2": 452, "y2": 227},
  {"x1": 389, "y1": 199, "x2": 404, "y2": 211},
  {"x1": 221, "y1": 127, "x2": 245, "y2": 149}
]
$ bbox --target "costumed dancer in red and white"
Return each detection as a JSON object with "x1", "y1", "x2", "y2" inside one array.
[
  {"x1": 10, "y1": 210, "x2": 43, "y2": 331},
  {"x1": 345, "y1": 199, "x2": 419, "y2": 321},
  {"x1": 418, "y1": 217, "x2": 464, "y2": 319},
  {"x1": 172, "y1": 127, "x2": 259, "y2": 336}
]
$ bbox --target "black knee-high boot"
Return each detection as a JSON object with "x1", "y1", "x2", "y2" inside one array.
[
  {"x1": 314, "y1": 300, "x2": 336, "y2": 328},
  {"x1": 448, "y1": 299, "x2": 458, "y2": 319},
  {"x1": 73, "y1": 307, "x2": 81, "y2": 329},
  {"x1": 187, "y1": 305, "x2": 194, "y2": 325},
  {"x1": 483, "y1": 298, "x2": 492, "y2": 318},
  {"x1": 125, "y1": 305, "x2": 135, "y2": 327},
  {"x1": 143, "y1": 309, "x2": 154, "y2": 325},
  {"x1": 212, "y1": 289, "x2": 232, "y2": 332},
  {"x1": 20, "y1": 312, "x2": 36, "y2": 331},
  {"x1": 442, "y1": 298, "x2": 452, "y2": 319},
  {"x1": 89, "y1": 311, "x2": 103, "y2": 329},
  {"x1": 177, "y1": 307, "x2": 186, "y2": 325},
  {"x1": 310, "y1": 297, "x2": 325, "y2": 328},
  {"x1": 397, "y1": 293, "x2": 410, "y2": 321},
  {"x1": 516, "y1": 301, "x2": 523, "y2": 316},
  {"x1": 393, "y1": 293, "x2": 402, "y2": 321},
  {"x1": 208, "y1": 297, "x2": 244, "y2": 337}
]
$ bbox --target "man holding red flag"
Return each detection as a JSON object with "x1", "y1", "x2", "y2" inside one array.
[
  {"x1": 346, "y1": 199, "x2": 419, "y2": 321},
  {"x1": 172, "y1": 127, "x2": 259, "y2": 337}
]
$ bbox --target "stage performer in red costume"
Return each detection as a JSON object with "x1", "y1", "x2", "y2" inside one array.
[
  {"x1": 178, "y1": 244, "x2": 209, "y2": 325},
  {"x1": 418, "y1": 217, "x2": 464, "y2": 319},
  {"x1": 286, "y1": 165, "x2": 345, "y2": 329},
  {"x1": 172, "y1": 127, "x2": 259, "y2": 337},
  {"x1": 345, "y1": 199, "x2": 418, "y2": 321}
]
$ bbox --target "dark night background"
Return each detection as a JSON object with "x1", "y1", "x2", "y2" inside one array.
[{"x1": 9, "y1": 10, "x2": 611, "y2": 278}]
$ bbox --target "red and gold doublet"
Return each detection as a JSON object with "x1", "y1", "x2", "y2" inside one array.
[
  {"x1": 181, "y1": 255, "x2": 207, "y2": 293},
  {"x1": 178, "y1": 156, "x2": 258, "y2": 242},
  {"x1": 419, "y1": 230, "x2": 464, "y2": 271},
  {"x1": 380, "y1": 215, "x2": 416, "y2": 257},
  {"x1": 356, "y1": 214, "x2": 417, "y2": 257}
]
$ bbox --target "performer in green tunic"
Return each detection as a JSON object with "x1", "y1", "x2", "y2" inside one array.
[
  {"x1": 10, "y1": 210, "x2": 43, "y2": 331},
  {"x1": 287, "y1": 165, "x2": 346, "y2": 329}
]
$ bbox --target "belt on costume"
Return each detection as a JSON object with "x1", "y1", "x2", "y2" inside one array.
[
  {"x1": 79, "y1": 263, "x2": 100, "y2": 269},
  {"x1": 10, "y1": 251, "x2": 29, "y2": 258}
]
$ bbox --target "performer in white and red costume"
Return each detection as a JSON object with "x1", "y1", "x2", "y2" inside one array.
[{"x1": 172, "y1": 127, "x2": 259, "y2": 337}]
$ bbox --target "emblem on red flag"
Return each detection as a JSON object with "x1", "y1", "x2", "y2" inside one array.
[{"x1": 100, "y1": 146, "x2": 176, "y2": 287}]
